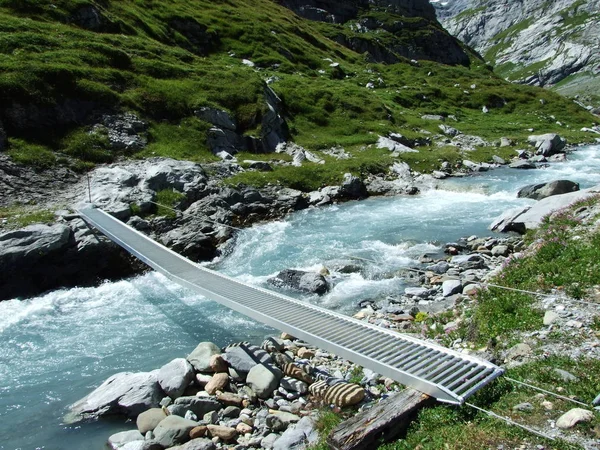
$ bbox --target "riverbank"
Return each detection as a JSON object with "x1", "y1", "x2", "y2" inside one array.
[
  {"x1": 70, "y1": 193, "x2": 600, "y2": 450},
  {"x1": 2, "y1": 132, "x2": 598, "y2": 300}
]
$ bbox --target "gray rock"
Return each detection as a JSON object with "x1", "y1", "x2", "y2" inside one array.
[
  {"x1": 340, "y1": 173, "x2": 367, "y2": 199},
  {"x1": 96, "y1": 113, "x2": 148, "y2": 151},
  {"x1": 442, "y1": 280, "x2": 462, "y2": 297},
  {"x1": 68, "y1": 371, "x2": 163, "y2": 421},
  {"x1": 0, "y1": 224, "x2": 70, "y2": 270},
  {"x1": 554, "y1": 368, "x2": 579, "y2": 382},
  {"x1": 204, "y1": 410, "x2": 218, "y2": 424},
  {"x1": 108, "y1": 430, "x2": 145, "y2": 449},
  {"x1": 506, "y1": 343, "x2": 532, "y2": 362},
  {"x1": 491, "y1": 245, "x2": 509, "y2": 256},
  {"x1": 195, "y1": 107, "x2": 237, "y2": 131},
  {"x1": 489, "y1": 206, "x2": 530, "y2": 233},
  {"x1": 245, "y1": 160, "x2": 273, "y2": 171},
  {"x1": 174, "y1": 438, "x2": 216, "y2": 450},
  {"x1": 450, "y1": 254, "x2": 484, "y2": 269},
  {"x1": 273, "y1": 416, "x2": 318, "y2": 450},
  {"x1": 593, "y1": 393, "x2": 600, "y2": 406},
  {"x1": 158, "y1": 358, "x2": 195, "y2": 399},
  {"x1": 509, "y1": 160, "x2": 536, "y2": 169},
  {"x1": 171, "y1": 439, "x2": 215, "y2": 450},
  {"x1": 439, "y1": 124, "x2": 461, "y2": 137},
  {"x1": 207, "y1": 127, "x2": 245, "y2": 156},
  {"x1": 224, "y1": 344, "x2": 272, "y2": 374},
  {"x1": 462, "y1": 160, "x2": 490, "y2": 172},
  {"x1": 187, "y1": 342, "x2": 222, "y2": 372},
  {"x1": 492, "y1": 155, "x2": 507, "y2": 165},
  {"x1": 120, "y1": 441, "x2": 163, "y2": 450},
  {"x1": 268, "y1": 269, "x2": 330, "y2": 295},
  {"x1": 528, "y1": 134, "x2": 566, "y2": 157},
  {"x1": 442, "y1": 1, "x2": 599, "y2": 90},
  {"x1": 154, "y1": 415, "x2": 199, "y2": 447},
  {"x1": 517, "y1": 180, "x2": 579, "y2": 200},
  {"x1": 426, "y1": 261, "x2": 450, "y2": 274},
  {"x1": 556, "y1": 408, "x2": 594, "y2": 429},
  {"x1": 173, "y1": 396, "x2": 221, "y2": 418},
  {"x1": 422, "y1": 114, "x2": 445, "y2": 121},
  {"x1": 543, "y1": 311, "x2": 560, "y2": 326},
  {"x1": 513, "y1": 402, "x2": 534, "y2": 412},
  {"x1": 247, "y1": 364, "x2": 283, "y2": 399},
  {"x1": 376, "y1": 136, "x2": 418, "y2": 154},
  {"x1": 279, "y1": 377, "x2": 308, "y2": 394},
  {"x1": 137, "y1": 408, "x2": 167, "y2": 434},
  {"x1": 261, "y1": 433, "x2": 280, "y2": 449},
  {"x1": 222, "y1": 406, "x2": 241, "y2": 418},
  {"x1": 500, "y1": 185, "x2": 600, "y2": 233}
]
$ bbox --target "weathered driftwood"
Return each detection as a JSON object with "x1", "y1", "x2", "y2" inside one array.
[{"x1": 327, "y1": 388, "x2": 433, "y2": 450}]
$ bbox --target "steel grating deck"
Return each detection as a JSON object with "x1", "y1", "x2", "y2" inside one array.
[{"x1": 79, "y1": 206, "x2": 503, "y2": 405}]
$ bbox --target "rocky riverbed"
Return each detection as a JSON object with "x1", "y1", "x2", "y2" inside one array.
[{"x1": 68, "y1": 218, "x2": 600, "y2": 450}]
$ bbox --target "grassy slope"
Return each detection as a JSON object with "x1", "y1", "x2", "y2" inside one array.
[
  {"x1": 311, "y1": 197, "x2": 600, "y2": 450},
  {"x1": 0, "y1": 0, "x2": 596, "y2": 190}
]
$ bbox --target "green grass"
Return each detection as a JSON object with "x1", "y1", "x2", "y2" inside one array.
[
  {"x1": 0, "y1": 0, "x2": 595, "y2": 180},
  {"x1": 310, "y1": 410, "x2": 344, "y2": 450},
  {"x1": 0, "y1": 205, "x2": 55, "y2": 228},
  {"x1": 372, "y1": 356, "x2": 600, "y2": 450},
  {"x1": 154, "y1": 189, "x2": 186, "y2": 218},
  {"x1": 6, "y1": 138, "x2": 56, "y2": 170},
  {"x1": 136, "y1": 117, "x2": 217, "y2": 162},
  {"x1": 467, "y1": 196, "x2": 600, "y2": 344}
]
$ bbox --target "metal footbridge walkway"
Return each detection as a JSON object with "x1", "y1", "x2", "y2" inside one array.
[{"x1": 79, "y1": 206, "x2": 503, "y2": 405}]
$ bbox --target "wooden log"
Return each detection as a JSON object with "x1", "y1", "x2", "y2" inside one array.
[{"x1": 326, "y1": 388, "x2": 433, "y2": 450}]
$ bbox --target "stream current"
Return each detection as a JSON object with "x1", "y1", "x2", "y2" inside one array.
[{"x1": 2, "y1": 144, "x2": 600, "y2": 449}]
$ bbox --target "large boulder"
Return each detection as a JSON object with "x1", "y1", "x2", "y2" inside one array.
[
  {"x1": 527, "y1": 133, "x2": 566, "y2": 157},
  {"x1": 339, "y1": 173, "x2": 368, "y2": 199},
  {"x1": 158, "y1": 358, "x2": 195, "y2": 399},
  {"x1": 224, "y1": 344, "x2": 272, "y2": 374},
  {"x1": 81, "y1": 158, "x2": 207, "y2": 220},
  {"x1": 491, "y1": 185, "x2": 600, "y2": 233},
  {"x1": 154, "y1": 415, "x2": 199, "y2": 447},
  {"x1": 517, "y1": 180, "x2": 579, "y2": 200},
  {"x1": 187, "y1": 342, "x2": 222, "y2": 372},
  {"x1": 137, "y1": 408, "x2": 167, "y2": 434},
  {"x1": 0, "y1": 223, "x2": 70, "y2": 270},
  {"x1": 67, "y1": 371, "x2": 163, "y2": 421},
  {"x1": 267, "y1": 269, "x2": 330, "y2": 295},
  {"x1": 246, "y1": 364, "x2": 283, "y2": 399}
]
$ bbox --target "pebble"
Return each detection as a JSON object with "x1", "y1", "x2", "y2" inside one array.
[
  {"x1": 513, "y1": 402, "x2": 534, "y2": 412},
  {"x1": 543, "y1": 311, "x2": 560, "y2": 326}
]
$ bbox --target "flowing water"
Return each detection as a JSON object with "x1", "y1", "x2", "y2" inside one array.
[{"x1": 2, "y1": 144, "x2": 600, "y2": 449}]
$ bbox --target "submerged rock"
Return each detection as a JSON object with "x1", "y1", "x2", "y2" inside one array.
[{"x1": 268, "y1": 269, "x2": 330, "y2": 295}]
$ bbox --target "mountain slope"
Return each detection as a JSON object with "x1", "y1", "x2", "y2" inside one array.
[
  {"x1": 0, "y1": 0, "x2": 595, "y2": 182},
  {"x1": 440, "y1": 0, "x2": 600, "y2": 105}
]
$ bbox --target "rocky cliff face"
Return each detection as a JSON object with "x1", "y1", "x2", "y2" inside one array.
[
  {"x1": 438, "y1": 0, "x2": 600, "y2": 97},
  {"x1": 278, "y1": 0, "x2": 471, "y2": 65}
]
